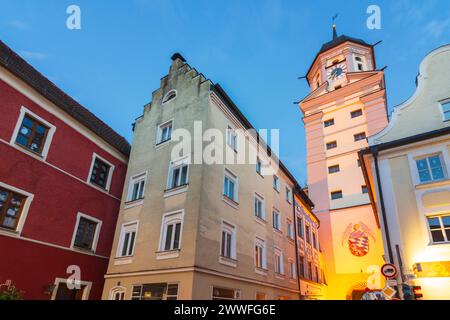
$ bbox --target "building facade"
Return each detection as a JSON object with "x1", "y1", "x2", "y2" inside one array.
[
  {"x1": 362, "y1": 44, "x2": 450, "y2": 300},
  {"x1": 299, "y1": 27, "x2": 388, "y2": 299},
  {"x1": 102, "y1": 54, "x2": 325, "y2": 300},
  {"x1": 0, "y1": 41, "x2": 129, "y2": 300}
]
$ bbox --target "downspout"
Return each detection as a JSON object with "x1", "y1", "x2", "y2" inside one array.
[
  {"x1": 372, "y1": 149, "x2": 394, "y2": 264},
  {"x1": 292, "y1": 189, "x2": 302, "y2": 300}
]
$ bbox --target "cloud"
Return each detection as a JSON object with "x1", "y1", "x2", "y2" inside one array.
[
  {"x1": 424, "y1": 17, "x2": 450, "y2": 38},
  {"x1": 19, "y1": 51, "x2": 47, "y2": 61},
  {"x1": 5, "y1": 20, "x2": 28, "y2": 30}
]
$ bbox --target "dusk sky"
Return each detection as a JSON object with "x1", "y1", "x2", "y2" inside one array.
[{"x1": 1, "y1": 0, "x2": 449, "y2": 184}]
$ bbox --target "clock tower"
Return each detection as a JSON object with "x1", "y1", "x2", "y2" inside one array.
[{"x1": 299, "y1": 25, "x2": 389, "y2": 299}]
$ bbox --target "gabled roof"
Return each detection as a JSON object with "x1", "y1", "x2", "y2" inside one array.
[{"x1": 0, "y1": 41, "x2": 131, "y2": 156}]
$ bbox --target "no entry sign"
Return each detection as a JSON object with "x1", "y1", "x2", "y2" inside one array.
[{"x1": 381, "y1": 263, "x2": 398, "y2": 279}]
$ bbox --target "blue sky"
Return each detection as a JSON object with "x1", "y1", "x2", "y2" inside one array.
[{"x1": 1, "y1": 0, "x2": 449, "y2": 184}]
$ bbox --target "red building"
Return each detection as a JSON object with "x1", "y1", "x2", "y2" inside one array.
[{"x1": 0, "y1": 41, "x2": 130, "y2": 300}]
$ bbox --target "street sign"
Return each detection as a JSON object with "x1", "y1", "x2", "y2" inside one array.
[
  {"x1": 381, "y1": 263, "x2": 398, "y2": 279},
  {"x1": 382, "y1": 285, "x2": 397, "y2": 299}
]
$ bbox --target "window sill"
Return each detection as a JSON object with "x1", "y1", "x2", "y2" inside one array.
[
  {"x1": 273, "y1": 187, "x2": 280, "y2": 193},
  {"x1": 219, "y1": 256, "x2": 238, "y2": 268},
  {"x1": 164, "y1": 184, "x2": 189, "y2": 198},
  {"x1": 114, "y1": 257, "x2": 133, "y2": 265},
  {"x1": 156, "y1": 249, "x2": 180, "y2": 260},
  {"x1": 124, "y1": 198, "x2": 144, "y2": 209},
  {"x1": 254, "y1": 216, "x2": 267, "y2": 226},
  {"x1": 0, "y1": 227, "x2": 19, "y2": 236},
  {"x1": 88, "y1": 182, "x2": 110, "y2": 193},
  {"x1": 275, "y1": 273, "x2": 285, "y2": 280},
  {"x1": 14, "y1": 142, "x2": 45, "y2": 159},
  {"x1": 256, "y1": 172, "x2": 264, "y2": 179},
  {"x1": 427, "y1": 241, "x2": 450, "y2": 247},
  {"x1": 415, "y1": 179, "x2": 450, "y2": 190},
  {"x1": 72, "y1": 246, "x2": 95, "y2": 255},
  {"x1": 273, "y1": 228, "x2": 283, "y2": 235},
  {"x1": 222, "y1": 195, "x2": 239, "y2": 210},
  {"x1": 255, "y1": 267, "x2": 268, "y2": 276},
  {"x1": 155, "y1": 139, "x2": 172, "y2": 149},
  {"x1": 287, "y1": 236, "x2": 295, "y2": 243}
]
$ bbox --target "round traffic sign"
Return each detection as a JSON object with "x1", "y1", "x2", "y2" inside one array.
[{"x1": 381, "y1": 263, "x2": 398, "y2": 278}]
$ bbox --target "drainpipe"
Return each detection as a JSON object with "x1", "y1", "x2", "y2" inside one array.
[{"x1": 292, "y1": 189, "x2": 302, "y2": 300}]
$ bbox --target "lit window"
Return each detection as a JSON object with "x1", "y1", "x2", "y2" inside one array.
[
  {"x1": 331, "y1": 190, "x2": 343, "y2": 200},
  {"x1": 254, "y1": 194, "x2": 265, "y2": 220},
  {"x1": 326, "y1": 141, "x2": 337, "y2": 150},
  {"x1": 89, "y1": 155, "x2": 113, "y2": 190},
  {"x1": 354, "y1": 132, "x2": 367, "y2": 142},
  {"x1": 0, "y1": 187, "x2": 26, "y2": 230},
  {"x1": 328, "y1": 164, "x2": 340, "y2": 174},
  {"x1": 324, "y1": 119, "x2": 335, "y2": 127},
  {"x1": 117, "y1": 222, "x2": 138, "y2": 257},
  {"x1": 156, "y1": 120, "x2": 173, "y2": 145},
  {"x1": 427, "y1": 215, "x2": 450, "y2": 243},
  {"x1": 274, "y1": 249, "x2": 284, "y2": 275},
  {"x1": 127, "y1": 172, "x2": 147, "y2": 202},
  {"x1": 255, "y1": 238, "x2": 267, "y2": 269},
  {"x1": 132, "y1": 283, "x2": 178, "y2": 300},
  {"x1": 167, "y1": 158, "x2": 189, "y2": 189},
  {"x1": 441, "y1": 101, "x2": 450, "y2": 121},
  {"x1": 351, "y1": 109, "x2": 363, "y2": 118},
  {"x1": 227, "y1": 126, "x2": 238, "y2": 151},
  {"x1": 272, "y1": 210, "x2": 281, "y2": 231},
  {"x1": 416, "y1": 154, "x2": 446, "y2": 184},
  {"x1": 223, "y1": 169, "x2": 238, "y2": 202},
  {"x1": 15, "y1": 114, "x2": 49, "y2": 154},
  {"x1": 221, "y1": 221, "x2": 236, "y2": 259},
  {"x1": 160, "y1": 212, "x2": 183, "y2": 251}
]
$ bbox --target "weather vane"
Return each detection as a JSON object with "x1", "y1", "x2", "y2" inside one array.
[{"x1": 332, "y1": 13, "x2": 339, "y2": 26}]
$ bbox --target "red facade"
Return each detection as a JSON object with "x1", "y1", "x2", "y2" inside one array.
[{"x1": 0, "y1": 46, "x2": 129, "y2": 299}]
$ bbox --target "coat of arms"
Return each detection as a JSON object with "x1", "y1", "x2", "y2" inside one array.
[{"x1": 342, "y1": 222, "x2": 375, "y2": 257}]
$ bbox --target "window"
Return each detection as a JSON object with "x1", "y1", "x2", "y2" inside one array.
[
  {"x1": 127, "y1": 172, "x2": 147, "y2": 202},
  {"x1": 274, "y1": 249, "x2": 284, "y2": 275},
  {"x1": 315, "y1": 266, "x2": 320, "y2": 282},
  {"x1": 0, "y1": 187, "x2": 26, "y2": 230},
  {"x1": 441, "y1": 101, "x2": 450, "y2": 121},
  {"x1": 167, "y1": 158, "x2": 189, "y2": 189},
  {"x1": 256, "y1": 158, "x2": 262, "y2": 175},
  {"x1": 297, "y1": 216, "x2": 304, "y2": 238},
  {"x1": 272, "y1": 210, "x2": 281, "y2": 231},
  {"x1": 354, "y1": 132, "x2": 367, "y2": 142},
  {"x1": 289, "y1": 260, "x2": 296, "y2": 279},
  {"x1": 305, "y1": 224, "x2": 311, "y2": 244},
  {"x1": 160, "y1": 212, "x2": 183, "y2": 251},
  {"x1": 89, "y1": 155, "x2": 113, "y2": 190},
  {"x1": 287, "y1": 220, "x2": 294, "y2": 239},
  {"x1": 416, "y1": 154, "x2": 446, "y2": 184},
  {"x1": 351, "y1": 109, "x2": 363, "y2": 118},
  {"x1": 212, "y1": 287, "x2": 240, "y2": 300},
  {"x1": 427, "y1": 215, "x2": 450, "y2": 243},
  {"x1": 156, "y1": 120, "x2": 173, "y2": 145},
  {"x1": 307, "y1": 261, "x2": 313, "y2": 280},
  {"x1": 117, "y1": 222, "x2": 138, "y2": 257},
  {"x1": 110, "y1": 287, "x2": 125, "y2": 300},
  {"x1": 255, "y1": 238, "x2": 267, "y2": 269},
  {"x1": 227, "y1": 126, "x2": 238, "y2": 151},
  {"x1": 285, "y1": 187, "x2": 292, "y2": 203},
  {"x1": 299, "y1": 255, "x2": 305, "y2": 277},
  {"x1": 273, "y1": 175, "x2": 279, "y2": 191},
  {"x1": 223, "y1": 169, "x2": 238, "y2": 202},
  {"x1": 328, "y1": 164, "x2": 340, "y2": 174},
  {"x1": 221, "y1": 221, "x2": 236, "y2": 259},
  {"x1": 362, "y1": 185, "x2": 369, "y2": 194},
  {"x1": 326, "y1": 141, "x2": 337, "y2": 150},
  {"x1": 324, "y1": 119, "x2": 335, "y2": 127},
  {"x1": 254, "y1": 194, "x2": 265, "y2": 221},
  {"x1": 312, "y1": 230, "x2": 317, "y2": 249},
  {"x1": 72, "y1": 214, "x2": 101, "y2": 252},
  {"x1": 162, "y1": 90, "x2": 177, "y2": 104},
  {"x1": 15, "y1": 114, "x2": 49, "y2": 155},
  {"x1": 132, "y1": 283, "x2": 178, "y2": 300},
  {"x1": 331, "y1": 190, "x2": 343, "y2": 200},
  {"x1": 357, "y1": 159, "x2": 362, "y2": 167},
  {"x1": 354, "y1": 56, "x2": 365, "y2": 71}
]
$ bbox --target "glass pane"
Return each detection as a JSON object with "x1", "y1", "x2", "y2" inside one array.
[
  {"x1": 6, "y1": 207, "x2": 19, "y2": 217},
  {"x1": 138, "y1": 181, "x2": 145, "y2": 199},
  {"x1": 19, "y1": 125, "x2": 32, "y2": 137},
  {"x1": 167, "y1": 284, "x2": 178, "y2": 296},
  {"x1": 223, "y1": 178, "x2": 228, "y2": 196},
  {"x1": 15, "y1": 134, "x2": 29, "y2": 147},
  {"x1": 418, "y1": 169, "x2": 431, "y2": 183},
  {"x1": 36, "y1": 125, "x2": 47, "y2": 134},
  {"x1": 0, "y1": 190, "x2": 8, "y2": 202},
  {"x1": 2, "y1": 216, "x2": 17, "y2": 228},
  {"x1": 180, "y1": 166, "x2": 188, "y2": 185},
  {"x1": 228, "y1": 181, "x2": 234, "y2": 200},
  {"x1": 226, "y1": 233, "x2": 232, "y2": 257},
  {"x1": 141, "y1": 284, "x2": 165, "y2": 300},
  {"x1": 427, "y1": 217, "x2": 441, "y2": 229},
  {"x1": 221, "y1": 231, "x2": 226, "y2": 256},
  {"x1": 442, "y1": 216, "x2": 450, "y2": 228},
  {"x1": 22, "y1": 116, "x2": 34, "y2": 128},
  {"x1": 122, "y1": 233, "x2": 130, "y2": 256},
  {"x1": 416, "y1": 159, "x2": 428, "y2": 171},
  {"x1": 431, "y1": 166, "x2": 444, "y2": 180},
  {"x1": 442, "y1": 102, "x2": 450, "y2": 112},
  {"x1": 164, "y1": 225, "x2": 173, "y2": 250},
  {"x1": 132, "y1": 183, "x2": 139, "y2": 200},
  {"x1": 172, "y1": 168, "x2": 180, "y2": 188},
  {"x1": 445, "y1": 229, "x2": 450, "y2": 241},
  {"x1": 173, "y1": 223, "x2": 181, "y2": 249},
  {"x1": 431, "y1": 230, "x2": 445, "y2": 242},
  {"x1": 212, "y1": 287, "x2": 234, "y2": 299},
  {"x1": 128, "y1": 231, "x2": 136, "y2": 255}
]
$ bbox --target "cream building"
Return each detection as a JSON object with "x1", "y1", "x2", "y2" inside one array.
[
  {"x1": 102, "y1": 54, "x2": 325, "y2": 300},
  {"x1": 362, "y1": 44, "x2": 450, "y2": 300},
  {"x1": 299, "y1": 27, "x2": 388, "y2": 299}
]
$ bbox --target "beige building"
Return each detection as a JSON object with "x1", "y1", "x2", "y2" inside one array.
[
  {"x1": 102, "y1": 54, "x2": 325, "y2": 300},
  {"x1": 362, "y1": 44, "x2": 450, "y2": 300}
]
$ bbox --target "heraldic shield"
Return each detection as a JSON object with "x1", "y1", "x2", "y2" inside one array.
[{"x1": 342, "y1": 222, "x2": 375, "y2": 257}]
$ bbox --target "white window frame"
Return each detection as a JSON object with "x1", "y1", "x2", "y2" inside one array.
[
  {"x1": 439, "y1": 100, "x2": 450, "y2": 121},
  {"x1": 10, "y1": 106, "x2": 57, "y2": 161},
  {"x1": 288, "y1": 259, "x2": 296, "y2": 279},
  {"x1": 414, "y1": 153, "x2": 447, "y2": 184},
  {"x1": 353, "y1": 54, "x2": 367, "y2": 72},
  {"x1": 256, "y1": 158, "x2": 262, "y2": 175},
  {"x1": 109, "y1": 286, "x2": 127, "y2": 300},
  {"x1": 70, "y1": 212, "x2": 102, "y2": 253},
  {"x1": 254, "y1": 193, "x2": 266, "y2": 221},
  {"x1": 87, "y1": 152, "x2": 115, "y2": 192},
  {"x1": 116, "y1": 221, "x2": 139, "y2": 258},
  {"x1": 272, "y1": 209, "x2": 281, "y2": 231},
  {"x1": 226, "y1": 125, "x2": 238, "y2": 152},
  {"x1": 158, "y1": 210, "x2": 184, "y2": 252},
  {"x1": 220, "y1": 220, "x2": 237, "y2": 261},
  {"x1": 156, "y1": 119, "x2": 173, "y2": 145},
  {"x1": 254, "y1": 237, "x2": 267, "y2": 270},
  {"x1": 273, "y1": 175, "x2": 279, "y2": 191},
  {"x1": 285, "y1": 187, "x2": 292, "y2": 204},
  {"x1": 126, "y1": 171, "x2": 148, "y2": 203},
  {"x1": 286, "y1": 219, "x2": 294, "y2": 239},
  {"x1": 0, "y1": 181, "x2": 34, "y2": 235},
  {"x1": 166, "y1": 156, "x2": 190, "y2": 190},
  {"x1": 426, "y1": 214, "x2": 450, "y2": 244},
  {"x1": 162, "y1": 89, "x2": 177, "y2": 104},
  {"x1": 223, "y1": 168, "x2": 238, "y2": 202},
  {"x1": 51, "y1": 277, "x2": 92, "y2": 300},
  {"x1": 274, "y1": 247, "x2": 284, "y2": 275}
]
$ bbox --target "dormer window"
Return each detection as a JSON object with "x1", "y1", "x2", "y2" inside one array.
[{"x1": 162, "y1": 90, "x2": 177, "y2": 104}]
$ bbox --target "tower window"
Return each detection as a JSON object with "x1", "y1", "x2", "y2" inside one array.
[
  {"x1": 324, "y1": 119, "x2": 334, "y2": 127},
  {"x1": 331, "y1": 190, "x2": 343, "y2": 200},
  {"x1": 326, "y1": 141, "x2": 337, "y2": 150},
  {"x1": 354, "y1": 56, "x2": 365, "y2": 71},
  {"x1": 328, "y1": 165, "x2": 340, "y2": 174}
]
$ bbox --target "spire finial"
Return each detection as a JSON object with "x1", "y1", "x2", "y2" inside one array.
[{"x1": 332, "y1": 14, "x2": 339, "y2": 40}]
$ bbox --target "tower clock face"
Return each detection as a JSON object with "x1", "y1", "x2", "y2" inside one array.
[{"x1": 327, "y1": 63, "x2": 347, "y2": 80}]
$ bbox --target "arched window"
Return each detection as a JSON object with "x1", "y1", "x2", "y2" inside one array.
[
  {"x1": 162, "y1": 90, "x2": 177, "y2": 104},
  {"x1": 109, "y1": 286, "x2": 126, "y2": 300}
]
